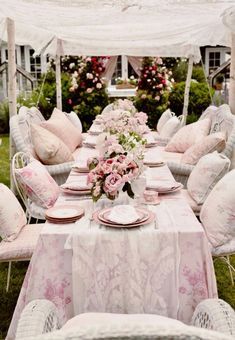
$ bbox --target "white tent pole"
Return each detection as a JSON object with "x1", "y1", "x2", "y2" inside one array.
[
  {"x1": 229, "y1": 33, "x2": 235, "y2": 115},
  {"x1": 182, "y1": 54, "x2": 194, "y2": 125},
  {"x1": 7, "y1": 17, "x2": 17, "y2": 191},
  {"x1": 55, "y1": 39, "x2": 62, "y2": 110}
]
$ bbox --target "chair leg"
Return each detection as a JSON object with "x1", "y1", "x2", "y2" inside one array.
[
  {"x1": 28, "y1": 214, "x2": 32, "y2": 224},
  {"x1": 35, "y1": 219, "x2": 38, "y2": 224},
  {"x1": 226, "y1": 255, "x2": 234, "y2": 286},
  {"x1": 6, "y1": 261, "x2": 12, "y2": 292}
]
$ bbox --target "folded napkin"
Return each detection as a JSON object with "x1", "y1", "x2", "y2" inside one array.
[
  {"x1": 145, "y1": 133, "x2": 155, "y2": 144},
  {"x1": 72, "y1": 161, "x2": 89, "y2": 171},
  {"x1": 89, "y1": 124, "x2": 103, "y2": 133},
  {"x1": 108, "y1": 205, "x2": 140, "y2": 224},
  {"x1": 144, "y1": 153, "x2": 164, "y2": 165},
  {"x1": 61, "y1": 176, "x2": 91, "y2": 191},
  {"x1": 146, "y1": 180, "x2": 181, "y2": 192}
]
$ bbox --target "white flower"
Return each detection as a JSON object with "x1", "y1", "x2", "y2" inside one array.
[
  {"x1": 130, "y1": 75, "x2": 135, "y2": 80},
  {"x1": 87, "y1": 88, "x2": 93, "y2": 93},
  {"x1": 86, "y1": 57, "x2": 91, "y2": 62},
  {"x1": 96, "y1": 83, "x2": 102, "y2": 89},
  {"x1": 147, "y1": 79, "x2": 151, "y2": 82},
  {"x1": 69, "y1": 63, "x2": 75, "y2": 69},
  {"x1": 155, "y1": 96, "x2": 160, "y2": 101},
  {"x1": 86, "y1": 73, "x2": 93, "y2": 79}
]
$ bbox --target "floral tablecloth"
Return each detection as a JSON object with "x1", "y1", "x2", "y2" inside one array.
[{"x1": 7, "y1": 156, "x2": 217, "y2": 339}]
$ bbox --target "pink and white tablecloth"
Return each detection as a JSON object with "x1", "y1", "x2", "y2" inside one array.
[{"x1": 7, "y1": 151, "x2": 217, "y2": 339}]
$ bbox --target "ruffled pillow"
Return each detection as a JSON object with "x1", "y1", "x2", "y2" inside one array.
[
  {"x1": 0, "y1": 184, "x2": 27, "y2": 241},
  {"x1": 157, "y1": 109, "x2": 174, "y2": 133},
  {"x1": 31, "y1": 124, "x2": 74, "y2": 165},
  {"x1": 160, "y1": 116, "x2": 181, "y2": 138},
  {"x1": 200, "y1": 169, "x2": 235, "y2": 248},
  {"x1": 181, "y1": 132, "x2": 226, "y2": 165},
  {"x1": 15, "y1": 159, "x2": 60, "y2": 209},
  {"x1": 165, "y1": 118, "x2": 211, "y2": 153},
  {"x1": 41, "y1": 108, "x2": 82, "y2": 152}
]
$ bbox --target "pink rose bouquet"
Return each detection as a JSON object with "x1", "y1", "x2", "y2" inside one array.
[{"x1": 87, "y1": 153, "x2": 140, "y2": 201}]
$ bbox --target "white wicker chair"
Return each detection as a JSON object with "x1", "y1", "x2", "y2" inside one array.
[
  {"x1": 10, "y1": 109, "x2": 76, "y2": 185},
  {"x1": 167, "y1": 105, "x2": 235, "y2": 186},
  {"x1": 12, "y1": 152, "x2": 46, "y2": 222},
  {"x1": 15, "y1": 299, "x2": 235, "y2": 340}
]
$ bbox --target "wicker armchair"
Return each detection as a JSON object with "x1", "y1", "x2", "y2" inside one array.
[
  {"x1": 15, "y1": 299, "x2": 235, "y2": 340},
  {"x1": 167, "y1": 105, "x2": 235, "y2": 186},
  {"x1": 10, "y1": 109, "x2": 76, "y2": 185}
]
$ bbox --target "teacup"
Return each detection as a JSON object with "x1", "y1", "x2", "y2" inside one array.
[{"x1": 143, "y1": 190, "x2": 159, "y2": 203}]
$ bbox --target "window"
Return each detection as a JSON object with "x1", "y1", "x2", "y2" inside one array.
[
  {"x1": 209, "y1": 51, "x2": 221, "y2": 73},
  {"x1": 111, "y1": 55, "x2": 138, "y2": 85},
  {"x1": 29, "y1": 49, "x2": 41, "y2": 80},
  {"x1": 205, "y1": 47, "x2": 230, "y2": 76}
]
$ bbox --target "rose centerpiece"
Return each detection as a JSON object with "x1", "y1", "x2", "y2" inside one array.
[{"x1": 87, "y1": 153, "x2": 140, "y2": 202}]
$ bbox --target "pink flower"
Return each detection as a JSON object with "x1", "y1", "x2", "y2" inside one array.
[
  {"x1": 86, "y1": 88, "x2": 93, "y2": 93},
  {"x1": 96, "y1": 83, "x2": 102, "y2": 89},
  {"x1": 103, "y1": 173, "x2": 123, "y2": 196}
]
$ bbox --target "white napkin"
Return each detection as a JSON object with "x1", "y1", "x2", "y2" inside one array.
[
  {"x1": 108, "y1": 205, "x2": 140, "y2": 224},
  {"x1": 61, "y1": 176, "x2": 91, "y2": 190},
  {"x1": 146, "y1": 180, "x2": 181, "y2": 191},
  {"x1": 144, "y1": 151, "x2": 163, "y2": 164},
  {"x1": 145, "y1": 133, "x2": 155, "y2": 144},
  {"x1": 72, "y1": 160, "x2": 89, "y2": 171},
  {"x1": 89, "y1": 124, "x2": 103, "y2": 133}
]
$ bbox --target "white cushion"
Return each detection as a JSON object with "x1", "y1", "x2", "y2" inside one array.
[
  {"x1": 187, "y1": 152, "x2": 230, "y2": 205},
  {"x1": 160, "y1": 116, "x2": 181, "y2": 138},
  {"x1": 66, "y1": 111, "x2": 83, "y2": 133},
  {"x1": 31, "y1": 124, "x2": 74, "y2": 165},
  {"x1": 0, "y1": 184, "x2": 27, "y2": 241},
  {"x1": 157, "y1": 109, "x2": 174, "y2": 133},
  {"x1": 199, "y1": 105, "x2": 217, "y2": 121},
  {"x1": 200, "y1": 169, "x2": 235, "y2": 248},
  {"x1": 165, "y1": 118, "x2": 211, "y2": 153},
  {"x1": 181, "y1": 132, "x2": 226, "y2": 165},
  {"x1": 0, "y1": 224, "x2": 43, "y2": 260},
  {"x1": 15, "y1": 159, "x2": 60, "y2": 209},
  {"x1": 210, "y1": 104, "x2": 234, "y2": 137}
]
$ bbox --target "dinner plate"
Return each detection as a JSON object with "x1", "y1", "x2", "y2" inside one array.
[
  {"x1": 145, "y1": 142, "x2": 158, "y2": 148},
  {"x1": 71, "y1": 167, "x2": 89, "y2": 173},
  {"x1": 46, "y1": 216, "x2": 83, "y2": 224},
  {"x1": 98, "y1": 207, "x2": 149, "y2": 225},
  {"x1": 93, "y1": 210, "x2": 155, "y2": 228},
  {"x1": 60, "y1": 187, "x2": 91, "y2": 195},
  {"x1": 46, "y1": 205, "x2": 84, "y2": 219},
  {"x1": 82, "y1": 142, "x2": 96, "y2": 148}
]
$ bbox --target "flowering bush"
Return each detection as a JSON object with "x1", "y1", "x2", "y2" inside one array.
[
  {"x1": 112, "y1": 99, "x2": 137, "y2": 114},
  {"x1": 115, "y1": 76, "x2": 138, "y2": 88},
  {"x1": 87, "y1": 153, "x2": 140, "y2": 201},
  {"x1": 135, "y1": 57, "x2": 174, "y2": 129}
]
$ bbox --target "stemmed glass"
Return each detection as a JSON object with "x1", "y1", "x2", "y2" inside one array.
[{"x1": 131, "y1": 175, "x2": 146, "y2": 206}]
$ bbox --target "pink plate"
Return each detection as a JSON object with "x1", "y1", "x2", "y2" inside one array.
[
  {"x1": 46, "y1": 205, "x2": 84, "y2": 219},
  {"x1": 93, "y1": 209, "x2": 155, "y2": 228},
  {"x1": 60, "y1": 188, "x2": 91, "y2": 195},
  {"x1": 157, "y1": 183, "x2": 183, "y2": 194},
  {"x1": 98, "y1": 207, "x2": 149, "y2": 225}
]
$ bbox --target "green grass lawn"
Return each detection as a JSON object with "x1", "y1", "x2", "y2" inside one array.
[{"x1": 0, "y1": 134, "x2": 234, "y2": 338}]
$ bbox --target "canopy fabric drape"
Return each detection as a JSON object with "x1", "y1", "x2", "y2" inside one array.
[{"x1": 0, "y1": 0, "x2": 234, "y2": 59}]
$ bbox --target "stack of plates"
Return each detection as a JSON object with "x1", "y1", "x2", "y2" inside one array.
[
  {"x1": 72, "y1": 164, "x2": 89, "y2": 173},
  {"x1": 146, "y1": 181, "x2": 183, "y2": 194},
  {"x1": 145, "y1": 141, "x2": 158, "y2": 148},
  {"x1": 93, "y1": 206, "x2": 155, "y2": 228},
  {"x1": 144, "y1": 160, "x2": 165, "y2": 167},
  {"x1": 45, "y1": 205, "x2": 84, "y2": 224}
]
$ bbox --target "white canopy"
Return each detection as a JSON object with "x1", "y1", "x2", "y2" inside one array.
[{"x1": 0, "y1": 0, "x2": 235, "y2": 61}]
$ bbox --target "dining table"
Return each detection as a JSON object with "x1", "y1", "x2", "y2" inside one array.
[{"x1": 7, "y1": 140, "x2": 218, "y2": 340}]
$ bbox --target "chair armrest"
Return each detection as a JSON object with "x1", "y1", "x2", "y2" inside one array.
[
  {"x1": 45, "y1": 161, "x2": 75, "y2": 176},
  {"x1": 192, "y1": 298, "x2": 235, "y2": 335},
  {"x1": 15, "y1": 299, "x2": 60, "y2": 339},
  {"x1": 167, "y1": 161, "x2": 194, "y2": 176}
]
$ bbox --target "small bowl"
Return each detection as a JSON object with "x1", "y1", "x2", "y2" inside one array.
[{"x1": 143, "y1": 190, "x2": 160, "y2": 204}]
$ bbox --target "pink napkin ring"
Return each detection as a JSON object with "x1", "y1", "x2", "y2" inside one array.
[{"x1": 143, "y1": 190, "x2": 158, "y2": 203}]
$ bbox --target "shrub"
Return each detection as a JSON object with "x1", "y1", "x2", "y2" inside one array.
[
  {"x1": 0, "y1": 100, "x2": 9, "y2": 134},
  {"x1": 169, "y1": 81, "x2": 214, "y2": 123}
]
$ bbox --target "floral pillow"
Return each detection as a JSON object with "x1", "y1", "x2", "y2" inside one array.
[
  {"x1": 200, "y1": 169, "x2": 235, "y2": 248},
  {"x1": 181, "y1": 132, "x2": 226, "y2": 165},
  {"x1": 159, "y1": 116, "x2": 181, "y2": 139},
  {"x1": 187, "y1": 152, "x2": 230, "y2": 205},
  {"x1": 157, "y1": 109, "x2": 174, "y2": 133},
  {"x1": 65, "y1": 111, "x2": 83, "y2": 133},
  {"x1": 0, "y1": 184, "x2": 27, "y2": 241},
  {"x1": 15, "y1": 159, "x2": 60, "y2": 209},
  {"x1": 31, "y1": 124, "x2": 74, "y2": 165},
  {"x1": 165, "y1": 118, "x2": 211, "y2": 153},
  {"x1": 41, "y1": 108, "x2": 82, "y2": 152}
]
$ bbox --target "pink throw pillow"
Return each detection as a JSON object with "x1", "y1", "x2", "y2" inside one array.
[
  {"x1": 165, "y1": 118, "x2": 211, "y2": 153},
  {"x1": 41, "y1": 108, "x2": 82, "y2": 152},
  {"x1": 15, "y1": 159, "x2": 60, "y2": 209},
  {"x1": 0, "y1": 184, "x2": 27, "y2": 241},
  {"x1": 31, "y1": 124, "x2": 74, "y2": 165},
  {"x1": 181, "y1": 132, "x2": 226, "y2": 165},
  {"x1": 200, "y1": 169, "x2": 235, "y2": 248}
]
